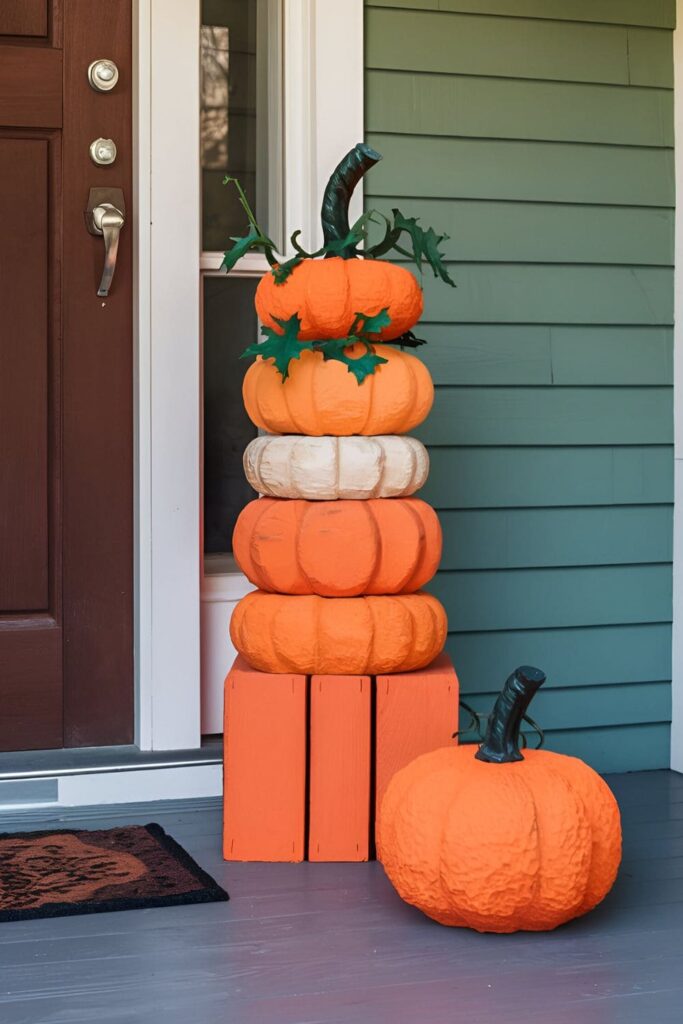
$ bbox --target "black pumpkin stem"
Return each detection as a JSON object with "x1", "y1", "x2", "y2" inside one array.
[
  {"x1": 321, "y1": 143, "x2": 382, "y2": 258},
  {"x1": 476, "y1": 666, "x2": 546, "y2": 764}
]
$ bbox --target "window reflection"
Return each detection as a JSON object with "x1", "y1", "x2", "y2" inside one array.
[
  {"x1": 203, "y1": 276, "x2": 259, "y2": 555},
  {"x1": 201, "y1": 0, "x2": 272, "y2": 251},
  {"x1": 200, "y1": 26, "x2": 230, "y2": 171}
]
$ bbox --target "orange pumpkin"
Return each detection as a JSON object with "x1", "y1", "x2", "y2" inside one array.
[
  {"x1": 230, "y1": 591, "x2": 447, "y2": 675},
  {"x1": 377, "y1": 667, "x2": 622, "y2": 933},
  {"x1": 233, "y1": 497, "x2": 441, "y2": 597},
  {"x1": 255, "y1": 257, "x2": 423, "y2": 341},
  {"x1": 243, "y1": 344, "x2": 433, "y2": 436}
]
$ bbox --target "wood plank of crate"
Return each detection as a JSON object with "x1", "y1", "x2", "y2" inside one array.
[
  {"x1": 308, "y1": 674, "x2": 371, "y2": 862},
  {"x1": 375, "y1": 653, "x2": 460, "y2": 830},
  {"x1": 223, "y1": 656, "x2": 307, "y2": 862}
]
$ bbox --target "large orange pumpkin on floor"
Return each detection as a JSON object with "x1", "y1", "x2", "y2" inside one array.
[
  {"x1": 255, "y1": 257, "x2": 423, "y2": 342},
  {"x1": 243, "y1": 344, "x2": 434, "y2": 436},
  {"x1": 377, "y1": 667, "x2": 622, "y2": 933},
  {"x1": 233, "y1": 497, "x2": 441, "y2": 597},
  {"x1": 230, "y1": 591, "x2": 447, "y2": 675}
]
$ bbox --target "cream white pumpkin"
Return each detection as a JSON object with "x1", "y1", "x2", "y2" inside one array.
[{"x1": 243, "y1": 434, "x2": 429, "y2": 501}]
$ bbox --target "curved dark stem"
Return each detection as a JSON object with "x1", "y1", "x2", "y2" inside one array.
[
  {"x1": 453, "y1": 699, "x2": 484, "y2": 743},
  {"x1": 321, "y1": 143, "x2": 382, "y2": 258},
  {"x1": 475, "y1": 666, "x2": 546, "y2": 764}
]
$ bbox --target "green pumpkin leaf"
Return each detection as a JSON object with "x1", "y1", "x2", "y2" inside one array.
[
  {"x1": 240, "y1": 314, "x2": 312, "y2": 381},
  {"x1": 239, "y1": 307, "x2": 401, "y2": 384},
  {"x1": 342, "y1": 210, "x2": 386, "y2": 254},
  {"x1": 362, "y1": 210, "x2": 402, "y2": 259},
  {"x1": 392, "y1": 209, "x2": 456, "y2": 287},
  {"x1": 315, "y1": 337, "x2": 349, "y2": 359},
  {"x1": 317, "y1": 339, "x2": 388, "y2": 384},
  {"x1": 221, "y1": 177, "x2": 280, "y2": 270},
  {"x1": 271, "y1": 255, "x2": 304, "y2": 283},
  {"x1": 323, "y1": 227, "x2": 363, "y2": 258},
  {"x1": 221, "y1": 227, "x2": 262, "y2": 273},
  {"x1": 353, "y1": 307, "x2": 391, "y2": 337}
]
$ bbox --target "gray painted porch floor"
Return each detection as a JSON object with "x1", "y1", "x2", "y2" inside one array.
[{"x1": 0, "y1": 769, "x2": 682, "y2": 1024}]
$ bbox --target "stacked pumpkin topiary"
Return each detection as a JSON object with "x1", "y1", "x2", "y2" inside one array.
[
  {"x1": 227, "y1": 144, "x2": 452, "y2": 676},
  {"x1": 222, "y1": 146, "x2": 623, "y2": 927}
]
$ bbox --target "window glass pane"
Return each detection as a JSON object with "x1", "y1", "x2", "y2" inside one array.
[
  {"x1": 201, "y1": 0, "x2": 278, "y2": 251},
  {"x1": 203, "y1": 276, "x2": 258, "y2": 554}
]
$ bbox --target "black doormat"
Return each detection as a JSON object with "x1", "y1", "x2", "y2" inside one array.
[{"x1": 0, "y1": 823, "x2": 229, "y2": 922}]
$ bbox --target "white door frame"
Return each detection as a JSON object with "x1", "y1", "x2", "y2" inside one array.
[{"x1": 134, "y1": 0, "x2": 365, "y2": 751}]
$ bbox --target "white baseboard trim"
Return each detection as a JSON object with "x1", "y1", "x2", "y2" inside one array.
[
  {"x1": 56, "y1": 763, "x2": 222, "y2": 807},
  {"x1": 0, "y1": 765, "x2": 222, "y2": 811},
  {"x1": 0, "y1": 770, "x2": 222, "y2": 815}
]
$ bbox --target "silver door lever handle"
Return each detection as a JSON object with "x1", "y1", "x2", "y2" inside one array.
[{"x1": 87, "y1": 202, "x2": 125, "y2": 297}]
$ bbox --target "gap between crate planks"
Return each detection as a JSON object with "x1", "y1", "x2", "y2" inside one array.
[{"x1": 223, "y1": 653, "x2": 459, "y2": 862}]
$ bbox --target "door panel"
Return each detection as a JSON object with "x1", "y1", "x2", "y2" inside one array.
[
  {"x1": 1, "y1": 629, "x2": 62, "y2": 750},
  {"x1": 0, "y1": 48, "x2": 62, "y2": 127},
  {"x1": 0, "y1": 120, "x2": 61, "y2": 752},
  {"x1": 0, "y1": 138, "x2": 49, "y2": 611},
  {"x1": 0, "y1": 0, "x2": 133, "y2": 751},
  {"x1": 0, "y1": 1, "x2": 49, "y2": 38}
]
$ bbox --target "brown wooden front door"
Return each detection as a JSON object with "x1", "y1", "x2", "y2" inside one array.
[{"x1": 0, "y1": 1, "x2": 133, "y2": 750}]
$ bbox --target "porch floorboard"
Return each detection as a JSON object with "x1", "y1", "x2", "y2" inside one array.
[{"x1": 1, "y1": 769, "x2": 682, "y2": 1024}]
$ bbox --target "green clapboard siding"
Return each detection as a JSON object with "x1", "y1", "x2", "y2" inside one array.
[
  {"x1": 365, "y1": 1, "x2": 674, "y2": 770},
  {"x1": 366, "y1": 0, "x2": 676, "y2": 30},
  {"x1": 420, "y1": 387, "x2": 672, "y2": 446},
  {"x1": 366, "y1": 71, "x2": 674, "y2": 147},
  {"x1": 366, "y1": 7, "x2": 673, "y2": 86},
  {"x1": 418, "y1": 327, "x2": 673, "y2": 385},
  {"x1": 445, "y1": 624, "x2": 672, "y2": 687},
  {"x1": 367, "y1": 134, "x2": 675, "y2": 207},
  {"x1": 549, "y1": 328, "x2": 674, "y2": 385},
  {"x1": 464, "y1": 682, "x2": 671, "y2": 731},
  {"x1": 412, "y1": 265, "x2": 673, "y2": 324},
  {"x1": 439, "y1": 506, "x2": 673, "y2": 569},
  {"x1": 423, "y1": 446, "x2": 673, "y2": 508},
  {"x1": 428, "y1": 564, "x2": 672, "y2": 632},
  {"x1": 540, "y1": 725, "x2": 671, "y2": 774},
  {"x1": 366, "y1": 199, "x2": 673, "y2": 266}
]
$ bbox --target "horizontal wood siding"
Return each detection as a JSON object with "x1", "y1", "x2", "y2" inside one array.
[
  {"x1": 367, "y1": 135, "x2": 674, "y2": 206},
  {"x1": 418, "y1": 326, "x2": 673, "y2": 385},
  {"x1": 423, "y1": 447, "x2": 673, "y2": 508},
  {"x1": 369, "y1": 199, "x2": 674, "y2": 265},
  {"x1": 366, "y1": 72, "x2": 674, "y2": 145},
  {"x1": 366, "y1": 1, "x2": 676, "y2": 29},
  {"x1": 365, "y1": 0, "x2": 674, "y2": 770}
]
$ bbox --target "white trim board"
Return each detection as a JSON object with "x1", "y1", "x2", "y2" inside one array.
[
  {"x1": 133, "y1": 0, "x2": 152, "y2": 751},
  {"x1": 0, "y1": 763, "x2": 221, "y2": 810},
  {"x1": 58, "y1": 764, "x2": 222, "y2": 807},
  {"x1": 672, "y1": 4, "x2": 682, "y2": 773},
  {"x1": 134, "y1": 0, "x2": 365, "y2": 753},
  {"x1": 283, "y1": 0, "x2": 365, "y2": 252},
  {"x1": 135, "y1": 0, "x2": 202, "y2": 751}
]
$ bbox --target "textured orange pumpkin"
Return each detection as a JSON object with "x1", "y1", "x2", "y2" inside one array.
[
  {"x1": 377, "y1": 667, "x2": 622, "y2": 933},
  {"x1": 233, "y1": 497, "x2": 442, "y2": 597},
  {"x1": 255, "y1": 257, "x2": 424, "y2": 341},
  {"x1": 243, "y1": 344, "x2": 433, "y2": 436},
  {"x1": 230, "y1": 591, "x2": 447, "y2": 675}
]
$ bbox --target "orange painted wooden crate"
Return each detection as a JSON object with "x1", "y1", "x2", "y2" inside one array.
[{"x1": 223, "y1": 653, "x2": 459, "y2": 862}]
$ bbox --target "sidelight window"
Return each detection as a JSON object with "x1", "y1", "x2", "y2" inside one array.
[{"x1": 200, "y1": 0, "x2": 282, "y2": 559}]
